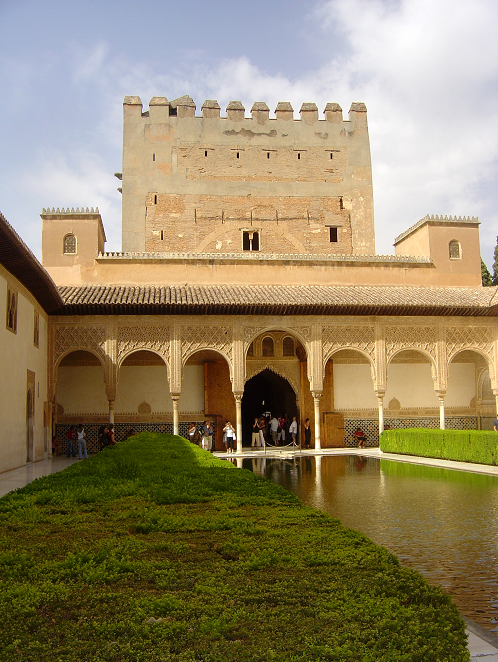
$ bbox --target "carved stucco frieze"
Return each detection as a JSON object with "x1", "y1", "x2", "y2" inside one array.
[
  {"x1": 117, "y1": 325, "x2": 170, "y2": 365},
  {"x1": 181, "y1": 325, "x2": 233, "y2": 363},
  {"x1": 53, "y1": 325, "x2": 107, "y2": 366},
  {"x1": 445, "y1": 326, "x2": 495, "y2": 363},
  {"x1": 385, "y1": 325, "x2": 437, "y2": 362},
  {"x1": 322, "y1": 325, "x2": 376, "y2": 363}
]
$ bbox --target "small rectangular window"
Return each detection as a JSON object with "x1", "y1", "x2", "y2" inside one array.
[
  {"x1": 160, "y1": 230, "x2": 164, "y2": 241},
  {"x1": 330, "y1": 153, "x2": 333, "y2": 159},
  {"x1": 205, "y1": 150, "x2": 208, "y2": 157},
  {"x1": 152, "y1": 153, "x2": 155, "y2": 161},
  {"x1": 267, "y1": 152, "x2": 270, "y2": 159},
  {"x1": 236, "y1": 152, "x2": 240, "y2": 159},
  {"x1": 154, "y1": 194, "x2": 157, "y2": 205},
  {"x1": 243, "y1": 231, "x2": 260, "y2": 251},
  {"x1": 329, "y1": 227, "x2": 338, "y2": 243},
  {"x1": 297, "y1": 153, "x2": 301, "y2": 160}
]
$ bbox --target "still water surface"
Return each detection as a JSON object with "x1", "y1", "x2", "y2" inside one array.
[{"x1": 242, "y1": 454, "x2": 498, "y2": 631}]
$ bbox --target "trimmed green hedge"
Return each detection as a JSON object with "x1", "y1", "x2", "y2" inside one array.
[
  {"x1": 380, "y1": 428, "x2": 498, "y2": 465},
  {"x1": 0, "y1": 433, "x2": 468, "y2": 661}
]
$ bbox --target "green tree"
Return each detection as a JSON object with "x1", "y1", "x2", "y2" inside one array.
[
  {"x1": 493, "y1": 235, "x2": 498, "y2": 286},
  {"x1": 481, "y1": 258, "x2": 492, "y2": 286}
]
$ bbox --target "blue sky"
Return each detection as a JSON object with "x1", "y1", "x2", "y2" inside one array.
[{"x1": 1, "y1": 0, "x2": 497, "y2": 266}]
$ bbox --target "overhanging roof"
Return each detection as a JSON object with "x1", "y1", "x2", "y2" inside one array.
[
  {"x1": 0, "y1": 212, "x2": 64, "y2": 313},
  {"x1": 55, "y1": 284, "x2": 498, "y2": 316}
]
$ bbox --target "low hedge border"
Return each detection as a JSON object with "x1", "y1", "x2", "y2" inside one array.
[
  {"x1": 380, "y1": 428, "x2": 498, "y2": 465},
  {"x1": 0, "y1": 433, "x2": 468, "y2": 661}
]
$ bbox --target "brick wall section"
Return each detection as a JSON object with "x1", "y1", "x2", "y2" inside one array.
[
  {"x1": 145, "y1": 193, "x2": 352, "y2": 254},
  {"x1": 204, "y1": 362, "x2": 236, "y2": 450}
]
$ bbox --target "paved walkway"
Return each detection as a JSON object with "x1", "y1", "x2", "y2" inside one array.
[{"x1": 1, "y1": 450, "x2": 498, "y2": 659}]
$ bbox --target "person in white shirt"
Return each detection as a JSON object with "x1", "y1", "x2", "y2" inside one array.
[
  {"x1": 76, "y1": 424, "x2": 88, "y2": 459},
  {"x1": 289, "y1": 417, "x2": 298, "y2": 446},
  {"x1": 270, "y1": 416, "x2": 279, "y2": 445}
]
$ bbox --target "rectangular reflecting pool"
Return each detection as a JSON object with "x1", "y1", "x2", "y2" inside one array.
[{"x1": 242, "y1": 454, "x2": 498, "y2": 632}]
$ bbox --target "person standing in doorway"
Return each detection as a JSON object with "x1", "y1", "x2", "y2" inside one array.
[
  {"x1": 304, "y1": 418, "x2": 311, "y2": 449},
  {"x1": 67, "y1": 425, "x2": 77, "y2": 458},
  {"x1": 270, "y1": 416, "x2": 279, "y2": 445},
  {"x1": 289, "y1": 416, "x2": 298, "y2": 446},
  {"x1": 252, "y1": 418, "x2": 260, "y2": 448},
  {"x1": 76, "y1": 424, "x2": 88, "y2": 460}
]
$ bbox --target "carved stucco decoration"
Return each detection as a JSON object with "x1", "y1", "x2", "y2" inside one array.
[
  {"x1": 322, "y1": 325, "x2": 375, "y2": 363},
  {"x1": 181, "y1": 325, "x2": 233, "y2": 364},
  {"x1": 445, "y1": 326, "x2": 495, "y2": 365},
  {"x1": 117, "y1": 325, "x2": 170, "y2": 366},
  {"x1": 245, "y1": 359, "x2": 301, "y2": 396},
  {"x1": 244, "y1": 325, "x2": 312, "y2": 357},
  {"x1": 54, "y1": 325, "x2": 107, "y2": 366},
  {"x1": 385, "y1": 325, "x2": 437, "y2": 363}
]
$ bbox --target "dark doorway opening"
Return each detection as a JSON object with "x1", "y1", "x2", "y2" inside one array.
[{"x1": 241, "y1": 369, "x2": 297, "y2": 445}]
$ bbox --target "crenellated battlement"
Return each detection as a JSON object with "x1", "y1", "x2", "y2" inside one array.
[
  {"x1": 41, "y1": 207, "x2": 100, "y2": 215},
  {"x1": 123, "y1": 95, "x2": 367, "y2": 124},
  {"x1": 422, "y1": 214, "x2": 478, "y2": 223}
]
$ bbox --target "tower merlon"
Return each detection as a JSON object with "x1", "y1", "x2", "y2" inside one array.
[
  {"x1": 170, "y1": 95, "x2": 196, "y2": 118},
  {"x1": 226, "y1": 100, "x2": 245, "y2": 121},
  {"x1": 251, "y1": 102, "x2": 270, "y2": 125},
  {"x1": 275, "y1": 102, "x2": 294, "y2": 121},
  {"x1": 324, "y1": 103, "x2": 343, "y2": 123},
  {"x1": 149, "y1": 96, "x2": 169, "y2": 121},
  {"x1": 300, "y1": 103, "x2": 319, "y2": 125},
  {"x1": 202, "y1": 100, "x2": 221, "y2": 119}
]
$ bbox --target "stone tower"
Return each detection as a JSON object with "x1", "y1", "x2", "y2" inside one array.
[{"x1": 120, "y1": 96, "x2": 375, "y2": 256}]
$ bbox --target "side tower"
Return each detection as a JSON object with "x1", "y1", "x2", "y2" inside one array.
[
  {"x1": 120, "y1": 96, "x2": 374, "y2": 255},
  {"x1": 41, "y1": 208, "x2": 105, "y2": 284}
]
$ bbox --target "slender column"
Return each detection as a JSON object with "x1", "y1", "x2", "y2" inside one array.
[
  {"x1": 494, "y1": 390, "x2": 498, "y2": 422},
  {"x1": 235, "y1": 394, "x2": 243, "y2": 453},
  {"x1": 377, "y1": 392, "x2": 385, "y2": 436},
  {"x1": 171, "y1": 394, "x2": 180, "y2": 436},
  {"x1": 108, "y1": 399, "x2": 115, "y2": 424},
  {"x1": 312, "y1": 392, "x2": 322, "y2": 451},
  {"x1": 438, "y1": 392, "x2": 446, "y2": 430}
]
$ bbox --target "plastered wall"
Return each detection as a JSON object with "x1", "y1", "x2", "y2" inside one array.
[
  {"x1": 333, "y1": 361, "x2": 477, "y2": 411},
  {"x1": 57, "y1": 364, "x2": 205, "y2": 416},
  {"x1": 0, "y1": 267, "x2": 48, "y2": 473}
]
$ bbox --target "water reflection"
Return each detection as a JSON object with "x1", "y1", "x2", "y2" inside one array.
[{"x1": 242, "y1": 455, "x2": 498, "y2": 632}]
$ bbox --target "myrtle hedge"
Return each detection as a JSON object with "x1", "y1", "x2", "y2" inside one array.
[
  {"x1": 380, "y1": 428, "x2": 498, "y2": 465},
  {"x1": 0, "y1": 433, "x2": 468, "y2": 661}
]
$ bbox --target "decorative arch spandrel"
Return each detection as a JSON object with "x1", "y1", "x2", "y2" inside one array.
[
  {"x1": 322, "y1": 325, "x2": 376, "y2": 366},
  {"x1": 117, "y1": 326, "x2": 170, "y2": 369}
]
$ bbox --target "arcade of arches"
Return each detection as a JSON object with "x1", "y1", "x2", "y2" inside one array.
[{"x1": 51, "y1": 317, "x2": 498, "y2": 452}]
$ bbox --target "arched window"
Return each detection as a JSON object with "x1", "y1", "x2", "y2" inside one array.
[
  {"x1": 449, "y1": 240, "x2": 461, "y2": 259},
  {"x1": 262, "y1": 337, "x2": 274, "y2": 357},
  {"x1": 283, "y1": 336, "x2": 294, "y2": 356},
  {"x1": 6, "y1": 289, "x2": 17, "y2": 333},
  {"x1": 63, "y1": 234, "x2": 76, "y2": 254}
]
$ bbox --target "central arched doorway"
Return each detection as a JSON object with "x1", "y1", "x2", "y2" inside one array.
[{"x1": 241, "y1": 369, "x2": 297, "y2": 445}]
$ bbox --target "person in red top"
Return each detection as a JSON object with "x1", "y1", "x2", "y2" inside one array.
[
  {"x1": 107, "y1": 423, "x2": 116, "y2": 446},
  {"x1": 354, "y1": 427, "x2": 367, "y2": 448}
]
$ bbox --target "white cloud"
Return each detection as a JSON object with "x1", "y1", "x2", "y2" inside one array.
[{"x1": 7, "y1": 0, "x2": 497, "y2": 264}]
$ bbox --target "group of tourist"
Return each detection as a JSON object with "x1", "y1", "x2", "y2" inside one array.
[
  {"x1": 64, "y1": 423, "x2": 115, "y2": 460},
  {"x1": 250, "y1": 414, "x2": 311, "y2": 448},
  {"x1": 188, "y1": 421, "x2": 215, "y2": 451}
]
